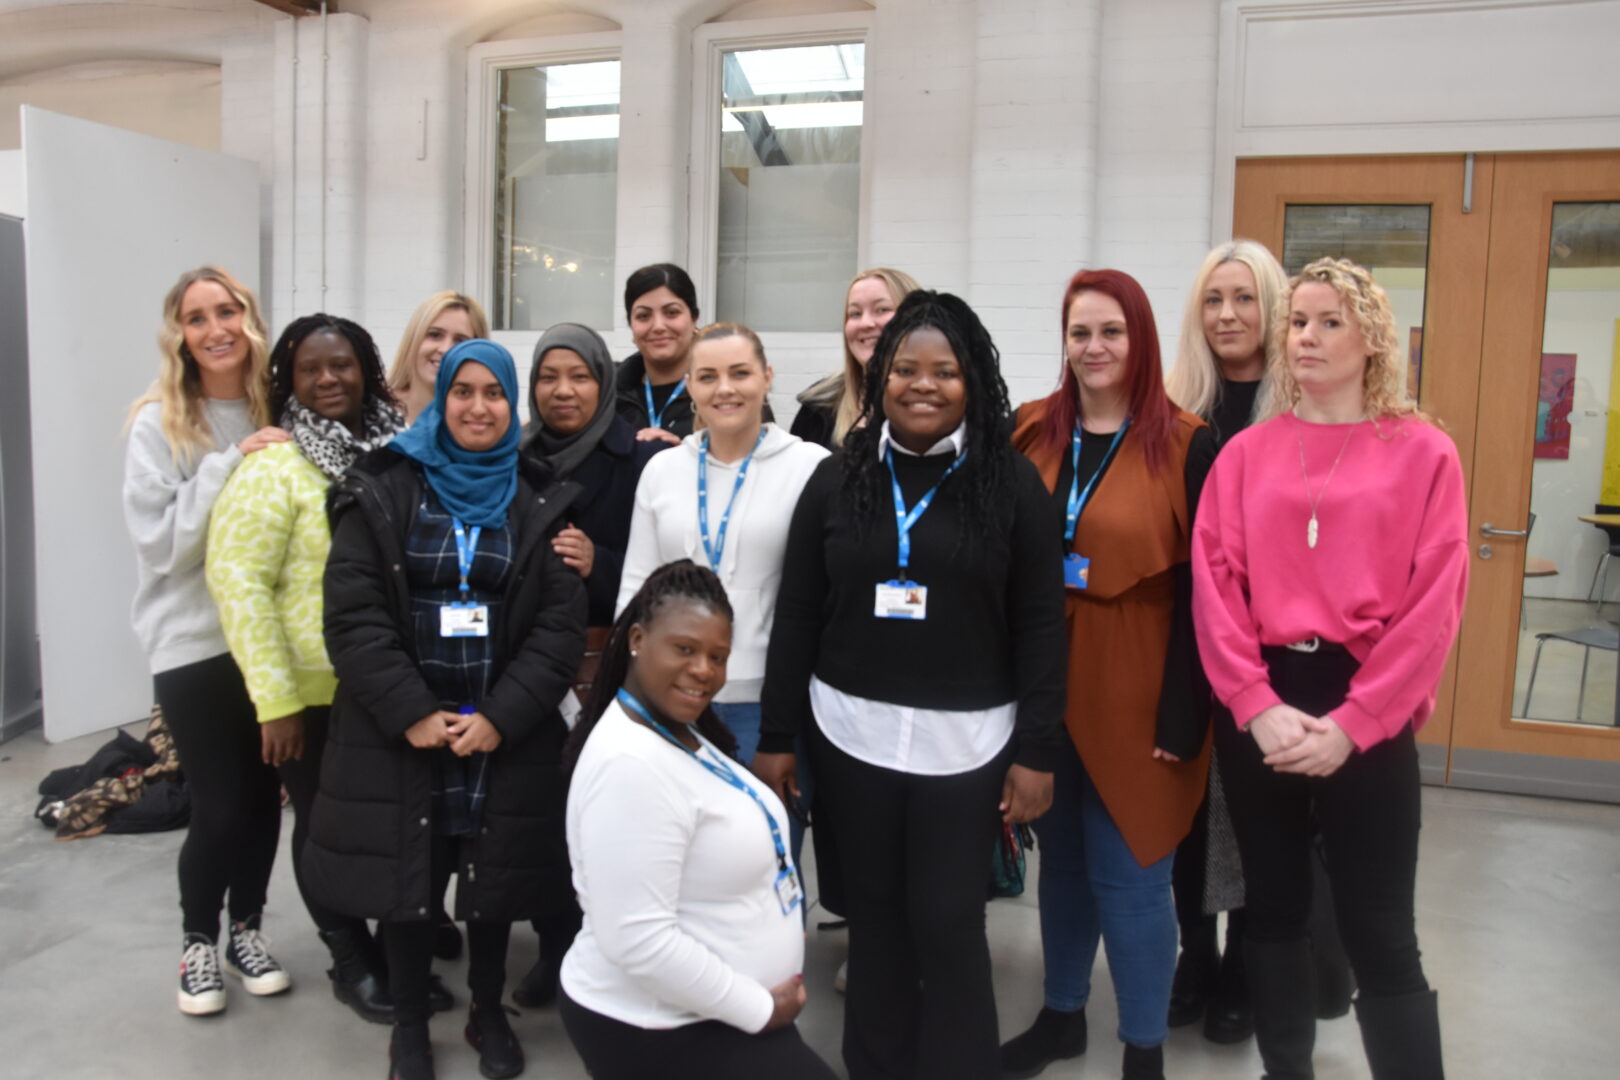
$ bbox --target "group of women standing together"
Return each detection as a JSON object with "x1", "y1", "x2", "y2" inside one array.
[{"x1": 122, "y1": 238, "x2": 1464, "y2": 1080}]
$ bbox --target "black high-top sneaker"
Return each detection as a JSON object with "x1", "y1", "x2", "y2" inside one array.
[
  {"x1": 223, "y1": 914, "x2": 291, "y2": 996},
  {"x1": 178, "y1": 932, "x2": 226, "y2": 1016}
]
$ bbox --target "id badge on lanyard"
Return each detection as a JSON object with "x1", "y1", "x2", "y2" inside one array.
[
  {"x1": 1063, "y1": 420, "x2": 1129, "y2": 591},
  {"x1": 875, "y1": 447, "x2": 965, "y2": 621},
  {"x1": 441, "y1": 520, "x2": 490, "y2": 637}
]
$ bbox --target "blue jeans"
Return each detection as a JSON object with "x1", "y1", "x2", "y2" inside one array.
[
  {"x1": 711, "y1": 701, "x2": 812, "y2": 865},
  {"x1": 1032, "y1": 739, "x2": 1176, "y2": 1048}
]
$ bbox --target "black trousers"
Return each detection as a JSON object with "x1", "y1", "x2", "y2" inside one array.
[
  {"x1": 808, "y1": 718, "x2": 1012, "y2": 1080},
  {"x1": 1216, "y1": 646, "x2": 1429, "y2": 1000},
  {"x1": 278, "y1": 705, "x2": 369, "y2": 938},
  {"x1": 561, "y1": 991, "x2": 836, "y2": 1080},
  {"x1": 383, "y1": 833, "x2": 510, "y2": 1025},
  {"x1": 155, "y1": 653, "x2": 282, "y2": 940}
]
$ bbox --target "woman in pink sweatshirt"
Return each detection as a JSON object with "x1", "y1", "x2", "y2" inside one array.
[{"x1": 1191, "y1": 257, "x2": 1467, "y2": 1080}]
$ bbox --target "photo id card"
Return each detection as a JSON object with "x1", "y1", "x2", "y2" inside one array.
[
  {"x1": 774, "y1": 866, "x2": 804, "y2": 916},
  {"x1": 874, "y1": 580, "x2": 928, "y2": 620},
  {"x1": 1063, "y1": 553, "x2": 1091, "y2": 591},
  {"x1": 440, "y1": 601, "x2": 490, "y2": 638}
]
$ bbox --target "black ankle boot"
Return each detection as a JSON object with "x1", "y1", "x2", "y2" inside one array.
[
  {"x1": 1000, "y1": 1007, "x2": 1087, "y2": 1079},
  {"x1": 1355, "y1": 989, "x2": 1444, "y2": 1080},
  {"x1": 388, "y1": 1022, "x2": 434, "y2": 1080},
  {"x1": 322, "y1": 927, "x2": 394, "y2": 1025},
  {"x1": 509, "y1": 954, "x2": 559, "y2": 1009},
  {"x1": 1122, "y1": 1042, "x2": 1165, "y2": 1080},
  {"x1": 1245, "y1": 938, "x2": 1316, "y2": 1080},
  {"x1": 465, "y1": 1003, "x2": 525, "y2": 1079},
  {"x1": 432, "y1": 918, "x2": 463, "y2": 962},
  {"x1": 427, "y1": 974, "x2": 454, "y2": 1014},
  {"x1": 1168, "y1": 921, "x2": 1219, "y2": 1027},
  {"x1": 1203, "y1": 919, "x2": 1254, "y2": 1045}
]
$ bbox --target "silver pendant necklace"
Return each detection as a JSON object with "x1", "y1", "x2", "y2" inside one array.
[{"x1": 1296, "y1": 417, "x2": 1361, "y2": 549}]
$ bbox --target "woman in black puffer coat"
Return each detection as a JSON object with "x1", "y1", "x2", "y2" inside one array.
[{"x1": 304, "y1": 339, "x2": 586, "y2": 1080}]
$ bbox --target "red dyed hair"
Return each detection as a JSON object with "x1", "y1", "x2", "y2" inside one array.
[{"x1": 1038, "y1": 268, "x2": 1177, "y2": 473}]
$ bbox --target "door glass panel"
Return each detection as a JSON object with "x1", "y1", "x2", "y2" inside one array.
[
  {"x1": 1281, "y1": 204, "x2": 1432, "y2": 404},
  {"x1": 1515, "y1": 202, "x2": 1620, "y2": 727}
]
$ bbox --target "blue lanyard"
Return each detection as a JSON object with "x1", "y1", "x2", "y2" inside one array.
[
  {"x1": 451, "y1": 519, "x2": 482, "y2": 594},
  {"x1": 884, "y1": 446, "x2": 966, "y2": 577},
  {"x1": 616, "y1": 689, "x2": 791, "y2": 873},
  {"x1": 1064, "y1": 419, "x2": 1130, "y2": 545},
  {"x1": 644, "y1": 376, "x2": 687, "y2": 430},
  {"x1": 697, "y1": 428, "x2": 767, "y2": 572}
]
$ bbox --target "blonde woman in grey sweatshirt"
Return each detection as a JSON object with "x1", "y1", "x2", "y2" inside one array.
[{"x1": 122, "y1": 266, "x2": 292, "y2": 1017}]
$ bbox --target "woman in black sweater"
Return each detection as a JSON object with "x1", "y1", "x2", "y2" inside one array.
[
  {"x1": 306, "y1": 340, "x2": 586, "y2": 1080},
  {"x1": 755, "y1": 291, "x2": 1067, "y2": 1080}
]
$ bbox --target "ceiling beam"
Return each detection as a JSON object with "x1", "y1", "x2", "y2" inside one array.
[{"x1": 249, "y1": 0, "x2": 332, "y2": 16}]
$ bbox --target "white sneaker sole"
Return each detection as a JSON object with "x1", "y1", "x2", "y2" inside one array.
[
  {"x1": 223, "y1": 958, "x2": 291, "y2": 996},
  {"x1": 179, "y1": 987, "x2": 226, "y2": 1015}
]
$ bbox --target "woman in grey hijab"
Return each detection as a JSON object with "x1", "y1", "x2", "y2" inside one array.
[{"x1": 514, "y1": 322, "x2": 670, "y2": 1008}]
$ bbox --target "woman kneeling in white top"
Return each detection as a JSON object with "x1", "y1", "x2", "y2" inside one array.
[{"x1": 560, "y1": 560, "x2": 836, "y2": 1080}]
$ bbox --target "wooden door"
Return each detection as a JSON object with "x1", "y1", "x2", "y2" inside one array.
[{"x1": 1232, "y1": 154, "x2": 1493, "y2": 779}]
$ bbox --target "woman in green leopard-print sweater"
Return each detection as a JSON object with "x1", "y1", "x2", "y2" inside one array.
[{"x1": 206, "y1": 313, "x2": 405, "y2": 1024}]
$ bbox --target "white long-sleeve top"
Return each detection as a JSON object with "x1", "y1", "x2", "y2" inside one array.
[
  {"x1": 562, "y1": 702, "x2": 803, "y2": 1032},
  {"x1": 614, "y1": 423, "x2": 828, "y2": 703},
  {"x1": 123, "y1": 398, "x2": 255, "y2": 674}
]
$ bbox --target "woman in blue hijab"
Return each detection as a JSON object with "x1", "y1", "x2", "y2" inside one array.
[{"x1": 305, "y1": 340, "x2": 587, "y2": 1080}]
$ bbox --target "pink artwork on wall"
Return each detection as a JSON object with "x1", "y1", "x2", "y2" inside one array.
[{"x1": 1535, "y1": 352, "x2": 1576, "y2": 460}]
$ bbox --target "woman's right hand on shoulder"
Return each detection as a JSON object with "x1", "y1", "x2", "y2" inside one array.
[
  {"x1": 750, "y1": 752, "x2": 800, "y2": 804},
  {"x1": 238, "y1": 426, "x2": 291, "y2": 456},
  {"x1": 635, "y1": 426, "x2": 682, "y2": 446},
  {"x1": 405, "y1": 711, "x2": 453, "y2": 749},
  {"x1": 761, "y1": 975, "x2": 806, "y2": 1032},
  {"x1": 1247, "y1": 704, "x2": 1315, "y2": 756}
]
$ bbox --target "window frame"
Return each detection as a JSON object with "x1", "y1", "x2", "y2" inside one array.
[
  {"x1": 686, "y1": 11, "x2": 874, "y2": 327},
  {"x1": 462, "y1": 31, "x2": 624, "y2": 332}
]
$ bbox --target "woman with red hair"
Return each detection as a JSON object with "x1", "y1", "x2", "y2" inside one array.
[{"x1": 1001, "y1": 269, "x2": 1216, "y2": 1080}]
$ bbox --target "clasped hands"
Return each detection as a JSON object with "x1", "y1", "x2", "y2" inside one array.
[
  {"x1": 1247, "y1": 704, "x2": 1354, "y2": 777},
  {"x1": 405, "y1": 710, "x2": 503, "y2": 755}
]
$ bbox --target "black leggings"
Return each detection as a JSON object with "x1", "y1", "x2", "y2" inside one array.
[
  {"x1": 383, "y1": 834, "x2": 510, "y2": 1025},
  {"x1": 155, "y1": 653, "x2": 282, "y2": 940},
  {"x1": 278, "y1": 705, "x2": 369, "y2": 938},
  {"x1": 1217, "y1": 646, "x2": 1429, "y2": 1000},
  {"x1": 808, "y1": 718, "x2": 1012, "y2": 1080},
  {"x1": 560, "y1": 991, "x2": 837, "y2": 1080}
]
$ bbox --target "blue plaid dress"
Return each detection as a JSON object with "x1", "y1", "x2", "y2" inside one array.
[{"x1": 406, "y1": 485, "x2": 515, "y2": 837}]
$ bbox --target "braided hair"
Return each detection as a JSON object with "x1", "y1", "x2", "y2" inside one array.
[
  {"x1": 564, "y1": 560, "x2": 741, "y2": 776},
  {"x1": 268, "y1": 313, "x2": 394, "y2": 422},
  {"x1": 840, "y1": 290, "x2": 1014, "y2": 549}
]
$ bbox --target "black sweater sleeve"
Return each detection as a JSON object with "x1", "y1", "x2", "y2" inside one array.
[
  {"x1": 758, "y1": 458, "x2": 838, "y2": 754},
  {"x1": 1154, "y1": 425, "x2": 1218, "y2": 757},
  {"x1": 1005, "y1": 457, "x2": 1069, "y2": 772}
]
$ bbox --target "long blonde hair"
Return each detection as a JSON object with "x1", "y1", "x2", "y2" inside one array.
[
  {"x1": 799, "y1": 267, "x2": 921, "y2": 446},
  {"x1": 1166, "y1": 239, "x2": 1288, "y2": 423},
  {"x1": 1265, "y1": 257, "x2": 1429, "y2": 424},
  {"x1": 388, "y1": 291, "x2": 491, "y2": 401},
  {"x1": 126, "y1": 266, "x2": 272, "y2": 463}
]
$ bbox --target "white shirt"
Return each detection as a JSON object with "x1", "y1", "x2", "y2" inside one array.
[
  {"x1": 616, "y1": 422, "x2": 829, "y2": 703},
  {"x1": 561, "y1": 702, "x2": 804, "y2": 1032},
  {"x1": 813, "y1": 420, "x2": 1015, "y2": 775}
]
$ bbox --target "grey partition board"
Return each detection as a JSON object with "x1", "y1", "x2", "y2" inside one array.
[
  {"x1": 0, "y1": 213, "x2": 40, "y2": 740},
  {"x1": 21, "y1": 107, "x2": 258, "y2": 742}
]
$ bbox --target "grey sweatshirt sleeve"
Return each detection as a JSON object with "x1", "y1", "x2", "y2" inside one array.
[{"x1": 122, "y1": 405, "x2": 245, "y2": 577}]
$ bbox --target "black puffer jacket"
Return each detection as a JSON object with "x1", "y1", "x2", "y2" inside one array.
[{"x1": 302, "y1": 449, "x2": 587, "y2": 924}]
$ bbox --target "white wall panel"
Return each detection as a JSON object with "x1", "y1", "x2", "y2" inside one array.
[{"x1": 21, "y1": 108, "x2": 258, "y2": 742}]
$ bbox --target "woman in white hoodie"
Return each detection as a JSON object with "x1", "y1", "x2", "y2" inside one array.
[{"x1": 617, "y1": 323, "x2": 829, "y2": 769}]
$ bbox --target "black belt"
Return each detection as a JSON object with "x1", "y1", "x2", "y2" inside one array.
[{"x1": 1261, "y1": 638, "x2": 1349, "y2": 657}]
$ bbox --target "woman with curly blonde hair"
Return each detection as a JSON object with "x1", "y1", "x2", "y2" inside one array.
[
  {"x1": 389, "y1": 291, "x2": 490, "y2": 423},
  {"x1": 123, "y1": 265, "x2": 294, "y2": 1017},
  {"x1": 1191, "y1": 257, "x2": 1465, "y2": 1079}
]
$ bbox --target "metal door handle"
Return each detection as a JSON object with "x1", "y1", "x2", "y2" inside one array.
[{"x1": 1479, "y1": 522, "x2": 1529, "y2": 538}]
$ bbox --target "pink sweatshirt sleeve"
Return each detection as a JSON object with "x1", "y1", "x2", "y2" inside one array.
[
  {"x1": 1332, "y1": 440, "x2": 1469, "y2": 750},
  {"x1": 1191, "y1": 450, "x2": 1282, "y2": 729}
]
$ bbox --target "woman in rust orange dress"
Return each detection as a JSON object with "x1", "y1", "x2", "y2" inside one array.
[{"x1": 1001, "y1": 268, "x2": 1215, "y2": 1080}]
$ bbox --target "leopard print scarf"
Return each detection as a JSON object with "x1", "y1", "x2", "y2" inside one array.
[{"x1": 281, "y1": 396, "x2": 407, "y2": 481}]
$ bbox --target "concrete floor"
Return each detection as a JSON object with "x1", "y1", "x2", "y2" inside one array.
[{"x1": 3, "y1": 723, "x2": 1619, "y2": 1080}]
